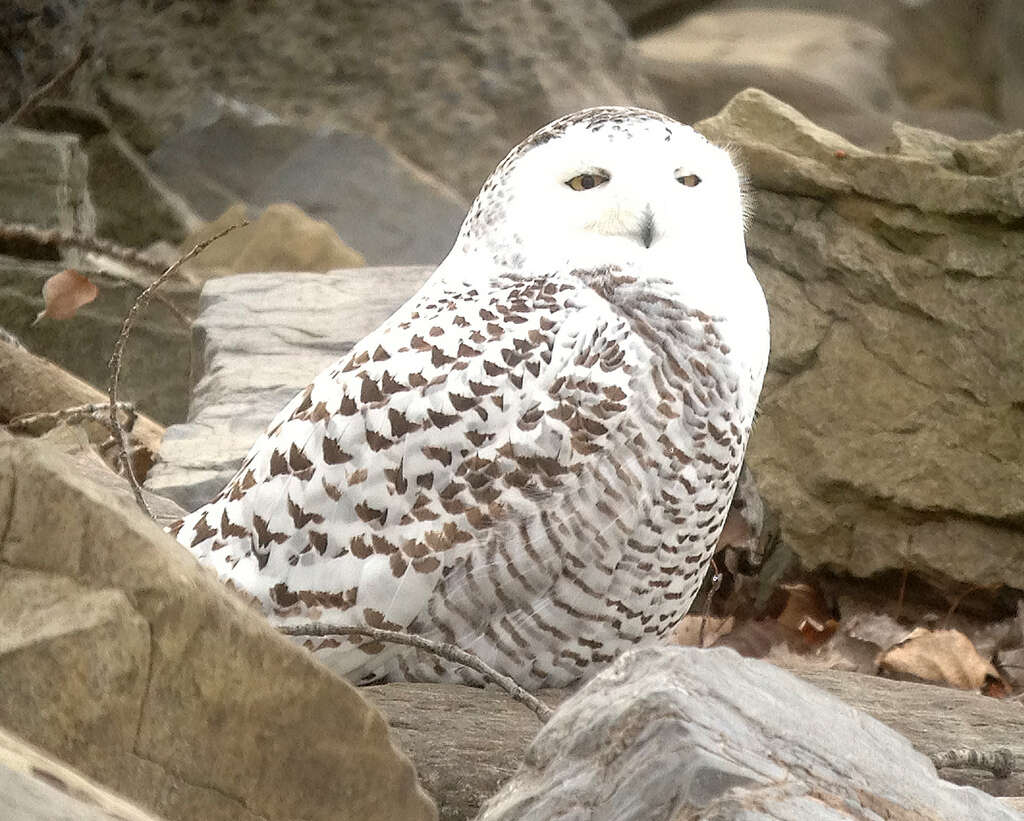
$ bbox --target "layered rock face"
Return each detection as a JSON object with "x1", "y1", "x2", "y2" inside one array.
[
  {"x1": 0, "y1": 432, "x2": 438, "y2": 821},
  {"x1": 696, "y1": 89, "x2": 1024, "y2": 589}
]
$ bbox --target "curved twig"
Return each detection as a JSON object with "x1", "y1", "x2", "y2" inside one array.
[
  {"x1": 5, "y1": 400, "x2": 135, "y2": 433},
  {"x1": 107, "y1": 221, "x2": 247, "y2": 516},
  {"x1": 279, "y1": 623, "x2": 554, "y2": 722}
]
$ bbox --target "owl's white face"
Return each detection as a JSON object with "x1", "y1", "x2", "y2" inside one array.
[{"x1": 451, "y1": 108, "x2": 749, "y2": 276}]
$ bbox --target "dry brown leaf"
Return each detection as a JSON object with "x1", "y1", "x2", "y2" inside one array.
[
  {"x1": 33, "y1": 268, "x2": 99, "y2": 324},
  {"x1": 672, "y1": 614, "x2": 735, "y2": 648},
  {"x1": 877, "y1": 627, "x2": 1006, "y2": 693}
]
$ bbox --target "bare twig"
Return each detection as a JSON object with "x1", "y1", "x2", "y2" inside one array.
[
  {"x1": 279, "y1": 623, "x2": 554, "y2": 722},
  {"x1": 107, "y1": 221, "x2": 247, "y2": 517},
  {"x1": 0, "y1": 221, "x2": 166, "y2": 274},
  {"x1": 930, "y1": 747, "x2": 1014, "y2": 779},
  {"x1": 5, "y1": 400, "x2": 136, "y2": 433},
  {"x1": 5, "y1": 44, "x2": 93, "y2": 126}
]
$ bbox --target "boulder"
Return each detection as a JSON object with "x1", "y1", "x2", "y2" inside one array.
[
  {"x1": 146, "y1": 267, "x2": 432, "y2": 509},
  {"x1": 0, "y1": 431, "x2": 437, "y2": 821},
  {"x1": 20, "y1": 101, "x2": 203, "y2": 248},
  {"x1": 182, "y1": 202, "x2": 366, "y2": 277},
  {"x1": 0, "y1": 126, "x2": 93, "y2": 239},
  {"x1": 0, "y1": 335, "x2": 165, "y2": 482},
  {"x1": 148, "y1": 104, "x2": 466, "y2": 266},
  {"x1": 0, "y1": 254, "x2": 195, "y2": 425},
  {"x1": 0, "y1": 726, "x2": 166, "y2": 821},
  {"x1": 696, "y1": 89, "x2": 1024, "y2": 592},
  {"x1": 637, "y1": 9, "x2": 905, "y2": 148},
  {"x1": 84, "y1": 0, "x2": 660, "y2": 198},
  {"x1": 365, "y1": 660, "x2": 1024, "y2": 820},
  {"x1": 714, "y1": 0, "x2": 1005, "y2": 137},
  {"x1": 475, "y1": 646, "x2": 1019, "y2": 820}
]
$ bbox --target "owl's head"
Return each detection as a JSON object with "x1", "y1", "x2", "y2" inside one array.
[{"x1": 450, "y1": 107, "x2": 750, "y2": 275}]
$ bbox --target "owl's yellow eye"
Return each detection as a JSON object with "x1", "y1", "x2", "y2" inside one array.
[
  {"x1": 677, "y1": 173, "x2": 702, "y2": 187},
  {"x1": 565, "y1": 172, "x2": 610, "y2": 191}
]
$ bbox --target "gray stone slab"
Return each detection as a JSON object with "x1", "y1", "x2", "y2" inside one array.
[
  {"x1": 148, "y1": 107, "x2": 467, "y2": 265},
  {"x1": 146, "y1": 267, "x2": 433, "y2": 510},
  {"x1": 0, "y1": 727, "x2": 166, "y2": 821},
  {"x1": 476, "y1": 646, "x2": 1022, "y2": 821},
  {"x1": 0, "y1": 127, "x2": 93, "y2": 236}
]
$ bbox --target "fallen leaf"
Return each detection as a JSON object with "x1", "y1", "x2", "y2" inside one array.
[
  {"x1": 33, "y1": 269, "x2": 98, "y2": 324},
  {"x1": 877, "y1": 627, "x2": 1006, "y2": 693},
  {"x1": 673, "y1": 614, "x2": 735, "y2": 648}
]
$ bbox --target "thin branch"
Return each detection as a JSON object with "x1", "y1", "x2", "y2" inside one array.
[
  {"x1": 280, "y1": 623, "x2": 554, "y2": 723},
  {"x1": 930, "y1": 747, "x2": 1014, "y2": 779},
  {"x1": 0, "y1": 221, "x2": 166, "y2": 274},
  {"x1": 5, "y1": 401, "x2": 136, "y2": 433},
  {"x1": 107, "y1": 221, "x2": 247, "y2": 517},
  {"x1": 5, "y1": 45, "x2": 93, "y2": 126}
]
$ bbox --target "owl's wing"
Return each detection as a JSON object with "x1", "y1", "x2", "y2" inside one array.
[{"x1": 171, "y1": 267, "x2": 657, "y2": 681}]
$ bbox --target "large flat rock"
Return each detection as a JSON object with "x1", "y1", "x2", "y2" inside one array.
[
  {"x1": 366, "y1": 664, "x2": 1024, "y2": 820},
  {"x1": 0, "y1": 431, "x2": 437, "y2": 821},
  {"x1": 146, "y1": 266, "x2": 432, "y2": 509},
  {"x1": 474, "y1": 646, "x2": 1020, "y2": 820}
]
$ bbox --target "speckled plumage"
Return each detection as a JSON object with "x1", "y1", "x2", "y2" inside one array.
[{"x1": 171, "y1": 107, "x2": 769, "y2": 689}]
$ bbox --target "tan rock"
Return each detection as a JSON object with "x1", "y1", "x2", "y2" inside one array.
[
  {"x1": 696, "y1": 89, "x2": 1024, "y2": 590},
  {"x1": 185, "y1": 202, "x2": 365, "y2": 277},
  {"x1": 0, "y1": 335, "x2": 164, "y2": 477},
  {"x1": 0, "y1": 432, "x2": 436, "y2": 821},
  {"x1": 638, "y1": 9, "x2": 903, "y2": 146}
]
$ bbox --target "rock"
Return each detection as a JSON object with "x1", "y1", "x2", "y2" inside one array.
[
  {"x1": 637, "y1": 8, "x2": 904, "y2": 147},
  {"x1": 475, "y1": 646, "x2": 1018, "y2": 820},
  {"x1": 184, "y1": 202, "x2": 365, "y2": 277},
  {"x1": 715, "y1": 0, "x2": 1004, "y2": 134},
  {"x1": 148, "y1": 104, "x2": 466, "y2": 265},
  {"x1": 695, "y1": 89, "x2": 1024, "y2": 592},
  {"x1": 20, "y1": 101, "x2": 203, "y2": 248},
  {"x1": 0, "y1": 726, "x2": 166, "y2": 821},
  {"x1": 0, "y1": 431, "x2": 437, "y2": 821},
  {"x1": 84, "y1": 0, "x2": 660, "y2": 199},
  {"x1": 0, "y1": 254, "x2": 195, "y2": 425},
  {"x1": 0, "y1": 127, "x2": 93, "y2": 240},
  {"x1": 145, "y1": 267, "x2": 433, "y2": 509},
  {"x1": 985, "y1": 0, "x2": 1024, "y2": 127},
  {"x1": 0, "y1": 334, "x2": 165, "y2": 481},
  {"x1": 366, "y1": 659, "x2": 1024, "y2": 819}
]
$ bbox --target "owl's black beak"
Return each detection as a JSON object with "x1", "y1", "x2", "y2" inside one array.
[{"x1": 639, "y1": 207, "x2": 655, "y2": 248}]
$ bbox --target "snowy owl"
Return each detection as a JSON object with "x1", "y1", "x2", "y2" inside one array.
[{"x1": 171, "y1": 107, "x2": 770, "y2": 689}]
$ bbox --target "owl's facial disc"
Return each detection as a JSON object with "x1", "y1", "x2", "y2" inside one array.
[{"x1": 451, "y1": 107, "x2": 749, "y2": 274}]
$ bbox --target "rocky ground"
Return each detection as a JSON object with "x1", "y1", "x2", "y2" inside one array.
[{"x1": 1, "y1": 1, "x2": 1023, "y2": 819}]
